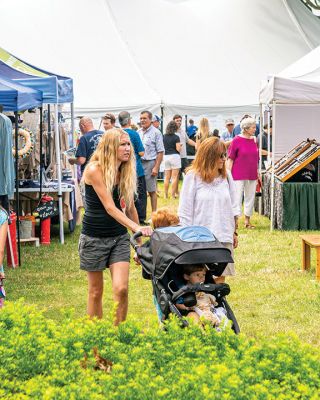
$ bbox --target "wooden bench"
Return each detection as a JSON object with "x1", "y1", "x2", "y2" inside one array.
[
  {"x1": 18, "y1": 237, "x2": 40, "y2": 247},
  {"x1": 300, "y1": 235, "x2": 320, "y2": 281}
]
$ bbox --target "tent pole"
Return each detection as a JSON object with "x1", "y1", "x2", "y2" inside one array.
[
  {"x1": 39, "y1": 107, "x2": 43, "y2": 201},
  {"x1": 14, "y1": 112, "x2": 21, "y2": 266},
  {"x1": 258, "y1": 103, "x2": 263, "y2": 215},
  {"x1": 70, "y1": 102, "x2": 75, "y2": 147},
  {"x1": 270, "y1": 101, "x2": 276, "y2": 232},
  {"x1": 47, "y1": 104, "x2": 51, "y2": 169},
  {"x1": 160, "y1": 103, "x2": 164, "y2": 135},
  {"x1": 54, "y1": 104, "x2": 64, "y2": 244}
]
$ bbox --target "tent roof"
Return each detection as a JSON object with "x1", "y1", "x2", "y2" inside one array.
[
  {"x1": 278, "y1": 45, "x2": 320, "y2": 82},
  {"x1": 260, "y1": 44, "x2": 320, "y2": 104},
  {"x1": 0, "y1": 0, "x2": 320, "y2": 113},
  {"x1": 0, "y1": 47, "x2": 73, "y2": 104},
  {"x1": 0, "y1": 76, "x2": 42, "y2": 111}
]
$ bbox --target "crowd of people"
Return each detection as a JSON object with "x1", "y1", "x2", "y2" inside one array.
[{"x1": 66, "y1": 110, "x2": 263, "y2": 324}]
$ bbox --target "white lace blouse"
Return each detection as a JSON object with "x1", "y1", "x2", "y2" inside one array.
[{"x1": 178, "y1": 171, "x2": 240, "y2": 243}]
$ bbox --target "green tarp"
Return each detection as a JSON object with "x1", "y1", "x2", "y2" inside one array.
[{"x1": 283, "y1": 183, "x2": 320, "y2": 230}]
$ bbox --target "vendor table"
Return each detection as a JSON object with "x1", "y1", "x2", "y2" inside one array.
[{"x1": 263, "y1": 173, "x2": 320, "y2": 230}]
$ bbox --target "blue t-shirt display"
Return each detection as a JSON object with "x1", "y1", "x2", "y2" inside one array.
[
  {"x1": 76, "y1": 130, "x2": 104, "y2": 173},
  {"x1": 124, "y1": 128, "x2": 145, "y2": 178},
  {"x1": 186, "y1": 125, "x2": 198, "y2": 138}
]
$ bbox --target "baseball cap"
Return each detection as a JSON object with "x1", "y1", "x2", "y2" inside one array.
[
  {"x1": 152, "y1": 115, "x2": 161, "y2": 122},
  {"x1": 225, "y1": 118, "x2": 235, "y2": 125}
]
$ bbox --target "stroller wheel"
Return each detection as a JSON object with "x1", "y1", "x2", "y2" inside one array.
[
  {"x1": 181, "y1": 319, "x2": 189, "y2": 328},
  {"x1": 221, "y1": 298, "x2": 240, "y2": 334}
]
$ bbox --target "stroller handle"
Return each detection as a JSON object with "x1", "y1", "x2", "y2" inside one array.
[{"x1": 130, "y1": 231, "x2": 143, "y2": 250}]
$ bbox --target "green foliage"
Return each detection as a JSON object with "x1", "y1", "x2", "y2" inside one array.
[{"x1": 1, "y1": 302, "x2": 320, "y2": 399}]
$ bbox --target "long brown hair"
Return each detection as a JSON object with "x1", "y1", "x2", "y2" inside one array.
[{"x1": 187, "y1": 136, "x2": 227, "y2": 182}]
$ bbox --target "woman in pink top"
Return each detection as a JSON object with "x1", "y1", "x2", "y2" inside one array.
[{"x1": 227, "y1": 117, "x2": 259, "y2": 229}]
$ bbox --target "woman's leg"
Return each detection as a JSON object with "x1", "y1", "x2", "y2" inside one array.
[
  {"x1": 244, "y1": 180, "x2": 256, "y2": 226},
  {"x1": 164, "y1": 170, "x2": 172, "y2": 199},
  {"x1": 87, "y1": 271, "x2": 104, "y2": 319},
  {"x1": 0, "y1": 221, "x2": 8, "y2": 278},
  {"x1": 109, "y1": 261, "x2": 130, "y2": 325},
  {"x1": 171, "y1": 169, "x2": 180, "y2": 198},
  {"x1": 233, "y1": 180, "x2": 244, "y2": 216}
]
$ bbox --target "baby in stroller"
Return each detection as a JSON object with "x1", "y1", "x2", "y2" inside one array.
[
  {"x1": 176, "y1": 264, "x2": 227, "y2": 327},
  {"x1": 131, "y1": 208, "x2": 240, "y2": 333}
]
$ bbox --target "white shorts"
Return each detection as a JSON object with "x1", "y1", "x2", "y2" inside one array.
[{"x1": 164, "y1": 154, "x2": 181, "y2": 170}]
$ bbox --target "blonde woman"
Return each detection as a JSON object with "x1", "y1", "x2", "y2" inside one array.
[
  {"x1": 195, "y1": 117, "x2": 211, "y2": 150},
  {"x1": 178, "y1": 137, "x2": 240, "y2": 283},
  {"x1": 79, "y1": 128, "x2": 152, "y2": 324}
]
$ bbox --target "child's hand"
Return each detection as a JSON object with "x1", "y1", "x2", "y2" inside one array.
[{"x1": 133, "y1": 252, "x2": 141, "y2": 265}]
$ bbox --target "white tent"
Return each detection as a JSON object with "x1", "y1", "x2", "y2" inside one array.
[
  {"x1": 1, "y1": 0, "x2": 320, "y2": 129},
  {"x1": 259, "y1": 45, "x2": 320, "y2": 229}
]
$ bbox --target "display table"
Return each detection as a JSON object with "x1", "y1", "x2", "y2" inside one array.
[
  {"x1": 13, "y1": 179, "x2": 83, "y2": 232},
  {"x1": 263, "y1": 173, "x2": 320, "y2": 230}
]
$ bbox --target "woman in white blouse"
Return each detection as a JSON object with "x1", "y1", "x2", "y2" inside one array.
[{"x1": 178, "y1": 137, "x2": 240, "y2": 283}]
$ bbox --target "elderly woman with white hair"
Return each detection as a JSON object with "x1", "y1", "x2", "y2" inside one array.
[{"x1": 227, "y1": 117, "x2": 259, "y2": 229}]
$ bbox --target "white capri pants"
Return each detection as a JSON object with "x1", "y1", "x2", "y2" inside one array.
[{"x1": 233, "y1": 179, "x2": 256, "y2": 217}]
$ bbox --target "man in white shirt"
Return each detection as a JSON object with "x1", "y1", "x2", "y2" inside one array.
[
  {"x1": 173, "y1": 114, "x2": 196, "y2": 173},
  {"x1": 138, "y1": 111, "x2": 164, "y2": 212}
]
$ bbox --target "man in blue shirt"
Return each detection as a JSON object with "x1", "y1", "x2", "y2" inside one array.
[
  {"x1": 69, "y1": 117, "x2": 103, "y2": 175},
  {"x1": 186, "y1": 119, "x2": 198, "y2": 138},
  {"x1": 118, "y1": 111, "x2": 147, "y2": 224}
]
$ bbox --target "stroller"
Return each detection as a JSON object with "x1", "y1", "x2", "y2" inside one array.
[{"x1": 131, "y1": 225, "x2": 240, "y2": 334}]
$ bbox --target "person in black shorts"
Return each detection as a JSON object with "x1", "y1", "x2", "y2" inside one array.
[{"x1": 79, "y1": 128, "x2": 152, "y2": 324}]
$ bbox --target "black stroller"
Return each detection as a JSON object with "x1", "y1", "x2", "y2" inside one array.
[{"x1": 131, "y1": 225, "x2": 240, "y2": 334}]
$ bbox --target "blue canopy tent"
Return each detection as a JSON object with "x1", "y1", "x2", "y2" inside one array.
[
  {"x1": 0, "y1": 76, "x2": 42, "y2": 111},
  {"x1": 0, "y1": 48, "x2": 74, "y2": 244},
  {"x1": 0, "y1": 76, "x2": 43, "y2": 266}
]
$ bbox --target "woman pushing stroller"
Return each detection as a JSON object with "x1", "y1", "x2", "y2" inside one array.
[{"x1": 79, "y1": 128, "x2": 152, "y2": 325}]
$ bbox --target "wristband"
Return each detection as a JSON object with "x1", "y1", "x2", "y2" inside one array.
[{"x1": 0, "y1": 265, "x2": 4, "y2": 273}]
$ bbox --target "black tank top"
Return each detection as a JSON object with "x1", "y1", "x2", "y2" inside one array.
[{"x1": 82, "y1": 184, "x2": 127, "y2": 237}]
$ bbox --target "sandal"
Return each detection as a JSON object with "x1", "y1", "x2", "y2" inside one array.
[{"x1": 244, "y1": 223, "x2": 255, "y2": 229}]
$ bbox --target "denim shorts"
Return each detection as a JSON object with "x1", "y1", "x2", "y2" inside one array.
[{"x1": 79, "y1": 233, "x2": 131, "y2": 271}]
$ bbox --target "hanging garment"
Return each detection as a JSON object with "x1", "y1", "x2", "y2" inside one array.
[{"x1": 0, "y1": 113, "x2": 15, "y2": 196}]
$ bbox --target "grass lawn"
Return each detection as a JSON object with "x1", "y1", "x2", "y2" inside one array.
[{"x1": 5, "y1": 183, "x2": 320, "y2": 346}]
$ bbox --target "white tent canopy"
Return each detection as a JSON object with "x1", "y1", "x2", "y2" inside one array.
[
  {"x1": 1, "y1": 0, "x2": 320, "y2": 125},
  {"x1": 279, "y1": 45, "x2": 320, "y2": 81}
]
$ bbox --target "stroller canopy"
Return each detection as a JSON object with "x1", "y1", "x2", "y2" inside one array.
[{"x1": 149, "y1": 226, "x2": 233, "y2": 279}]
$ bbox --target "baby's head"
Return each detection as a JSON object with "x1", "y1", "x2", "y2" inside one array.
[
  {"x1": 183, "y1": 264, "x2": 207, "y2": 284},
  {"x1": 151, "y1": 207, "x2": 179, "y2": 228}
]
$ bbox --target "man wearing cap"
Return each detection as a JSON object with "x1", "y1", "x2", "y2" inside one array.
[
  {"x1": 118, "y1": 111, "x2": 147, "y2": 224},
  {"x1": 152, "y1": 115, "x2": 161, "y2": 130},
  {"x1": 102, "y1": 113, "x2": 116, "y2": 131},
  {"x1": 138, "y1": 111, "x2": 164, "y2": 212},
  {"x1": 221, "y1": 119, "x2": 235, "y2": 142},
  {"x1": 173, "y1": 114, "x2": 196, "y2": 174}
]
